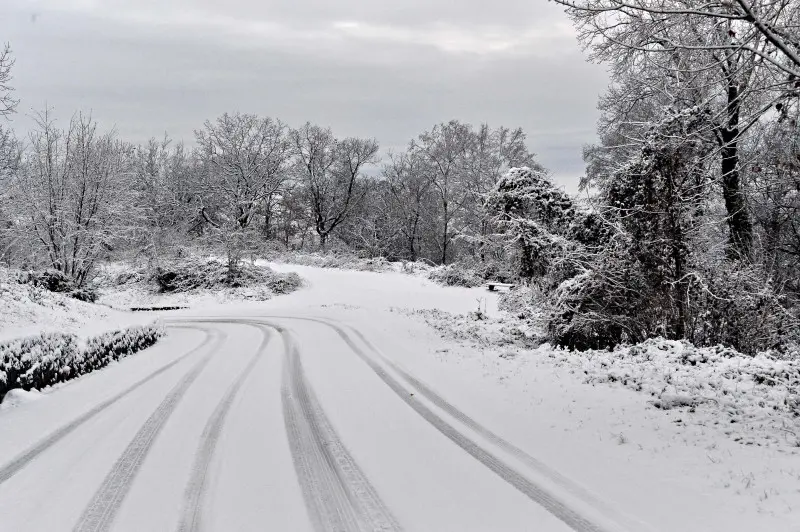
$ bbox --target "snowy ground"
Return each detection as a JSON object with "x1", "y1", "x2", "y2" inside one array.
[
  {"x1": 0, "y1": 267, "x2": 154, "y2": 343},
  {"x1": 1, "y1": 262, "x2": 798, "y2": 531}
]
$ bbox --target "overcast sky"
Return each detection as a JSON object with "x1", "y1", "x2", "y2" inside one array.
[{"x1": 0, "y1": 0, "x2": 609, "y2": 191}]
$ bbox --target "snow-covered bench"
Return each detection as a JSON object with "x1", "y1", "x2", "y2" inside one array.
[{"x1": 486, "y1": 282, "x2": 514, "y2": 292}]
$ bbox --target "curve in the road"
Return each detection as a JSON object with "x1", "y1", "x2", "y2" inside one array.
[
  {"x1": 262, "y1": 316, "x2": 615, "y2": 532},
  {"x1": 0, "y1": 326, "x2": 218, "y2": 487},
  {"x1": 168, "y1": 318, "x2": 403, "y2": 532},
  {"x1": 176, "y1": 323, "x2": 272, "y2": 532},
  {"x1": 73, "y1": 329, "x2": 224, "y2": 532},
  {"x1": 345, "y1": 325, "x2": 649, "y2": 532}
]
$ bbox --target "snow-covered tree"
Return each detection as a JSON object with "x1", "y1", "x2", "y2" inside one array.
[
  {"x1": 195, "y1": 113, "x2": 291, "y2": 231},
  {"x1": 9, "y1": 111, "x2": 139, "y2": 284},
  {"x1": 485, "y1": 166, "x2": 580, "y2": 283},
  {"x1": 290, "y1": 123, "x2": 379, "y2": 249},
  {"x1": 558, "y1": 0, "x2": 800, "y2": 258},
  {"x1": 0, "y1": 43, "x2": 16, "y2": 118},
  {"x1": 380, "y1": 150, "x2": 435, "y2": 261},
  {"x1": 194, "y1": 113, "x2": 292, "y2": 272}
]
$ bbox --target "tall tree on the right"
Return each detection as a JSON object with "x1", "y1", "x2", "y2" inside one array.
[{"x1": 556, "y1": 0, "x2": 800, "y2": 258}]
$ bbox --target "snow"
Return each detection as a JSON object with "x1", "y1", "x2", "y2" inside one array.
[
  {"x1": 0, "y1": 388, "x2": 42, "y2": 410},
  {"x1": 1, "y1": 261, "x2": 798, "y2": 531},
  {"x1": 245, "y1": 263, "x2": 799, "y2": 530},
  {"x1": 0, "y1": 267, "x2": 154, "y2": 344}
]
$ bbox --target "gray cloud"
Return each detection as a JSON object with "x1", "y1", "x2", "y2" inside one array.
[{"x1": 0, "y1": 0, "x2": 608, "y2": 191}]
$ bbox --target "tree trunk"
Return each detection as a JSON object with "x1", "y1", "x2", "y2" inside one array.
[
  {"x1": 408, "y1": 214, "x2": 419, "y2": 261},
  {"x1": 719, "y1": 82, "x2": 753, "y2": 259},
  {"x1": 441, "y1": 200, "x2": 449, "y2": 265}
]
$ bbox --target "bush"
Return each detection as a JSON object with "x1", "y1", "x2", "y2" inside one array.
[
  {"x1": 687, "y1": 264, "x2": 800, "y2": 356},
  {"x1": 427, "y1": 264, "x2": 482, "y2": 287},
  {"x1": 271, "y1": 251, "x2": 394, "y2": 272},
  {"x1": 18, "y1": 269, "x2": 98, "y2": 302},
  {"x1": 0, "y1": 325, "x2": 164, "y2": 402},
  {"x1": 82, "y1": 325, "x2": 163, "y2": 373},
  {"x1": 153, "y1": 257, "x2": 303, "y2": 296},
  {"x1": 265, "y1": 271, "x2": 304, "y2": 294},
  {"x1": 498, "y1": 285, "x2": 538, "y2": 320},
  {"x1": 0, "y1": 333, "x2": 81, "y2": 399},
  {"x1": 154, "y1": 258, "x2": 264, "y2": 292},
  {"x1": 546, "y1": 247, "x2": 800, "y2": 355},
  {"x1": 546, "y1": 242, "x2": 652, "y2": 351}
]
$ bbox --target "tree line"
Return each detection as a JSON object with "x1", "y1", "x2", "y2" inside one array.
[
  {"x1": 0, "y1": 47, "x2": 542, "y2": 278},
  {"x1": 1, "y1": 0, "x2": 799, "y2": 357}
]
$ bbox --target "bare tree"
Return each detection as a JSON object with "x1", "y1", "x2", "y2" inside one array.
[
  {"x1": 130, "y1": 136, "x2": 197, "y2": 259},
  {"x1": 411, "y1": 121, "x2": 476, "y2": 264},
  {"x1": 9, "y1": 111, "x2": 138, "y2": 284},
  {"x1": 290, "y1": 123, "x2": 379, "y2": 249},
  {"x1": 0, "y1": 43, "x2": 17, "y2": 118},
  {"x1": 382, "y1": 151, "x2": 435, "y2": 261},
  {"x1": 195, "y1": 113, "x2": 291, "y2": 230},
  {"x1": 0, "y1": 42, "x2": 18, "y2": 193},
  {"x1": 194, "y1": 113, "x2": 292, "y2": 271}
]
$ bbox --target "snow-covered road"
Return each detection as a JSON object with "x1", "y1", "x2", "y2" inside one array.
[
  {"x1": 0, "y1": 314, "x2": 633, "y2": 531},
  {"x1": 1, "y1": 264, "x2": 796, "y2": 531}
]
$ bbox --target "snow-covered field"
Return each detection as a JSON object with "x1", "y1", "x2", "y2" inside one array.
[{"x1": 1, "y1": 261, "x2": 798, "y2": 531}]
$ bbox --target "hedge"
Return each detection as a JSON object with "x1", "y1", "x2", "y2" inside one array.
[{"x1": 0, "y1": 325, "x2": 163, "y2": 402}]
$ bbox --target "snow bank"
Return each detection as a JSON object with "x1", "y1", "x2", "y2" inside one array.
[
  {"x1": 0, "y1": 267, "x2": 154, "y2": 343},
  {"x1": 548, "y1": 339, "x2": 800, "y2": 447},
  {"x1": 0, "y1": 388, "x2": 42, "y2": 410},
  {"x1": 406, "y1": 307, "x2": 800, "y2": 448}
]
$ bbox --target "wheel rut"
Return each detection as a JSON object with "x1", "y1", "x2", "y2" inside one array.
[{"x1": 72, "y1": 331, "x2": 225, "y2": 532}]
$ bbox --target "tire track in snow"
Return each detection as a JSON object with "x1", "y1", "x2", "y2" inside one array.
[
  {"x1": 266, "y1": 316, "x2": 616, "y2": 532},
  {"x1": 72, "y1": 330, "x2": 226, "y2": 532},
  {"x1": 276, "y1": 324, "x2": 402, "y2": 532},
  {"x1": 176, "y1": 323, "x2": 272, "y2": 532},
  {"x1": 345, "y1": 326, "x2": 650, "y2": 532},
  {"x1": 0, "y1": 326, "x2": 216, "y2": 487}
]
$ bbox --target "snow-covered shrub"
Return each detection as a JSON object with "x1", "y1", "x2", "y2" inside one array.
[
  {"x1": 549, "y1": 338, "x2": 800, "y2": 445},
  {"x1": 18, "y1": 269, "x2": 98, "y2": 302},
  {"x1": 112, "y1": 268, "x2": 149, "y2": 286},
  {"x1": 546, "y1": 236, "x2": 653, "y2": 350},
  {"x1": 427, "y1": 264, "x2": 482, "y2": 287},
  {"x1": 264, "y1": 271, "x2": 303, "y2": 294},
  {"x1": 269, "y1": 251, "x2": 394, "y2": 272},
  {"x1": 498, "y1": 285, "x2": 539, "y2": 320},
  {"x1": 687, "y1": 263, "x2": 800, "y2": 356},
  {"x1": 155, "y1": 258, "x2": 259, "y2": 292},
  {"x1": 0, "y1": 333, "x2": 81, "y2": 399},
  {"x1": 402, "y1": 308, "x2": 540, "y2": 348},
  {"x1": 0, "y1": 325, "x2": 163, "y2": 401},
  {"x1": 81, "y1": 325, "x2": 163, "y2": 373},
  {"x1": 153, "y1": 256, "x2": 303, "y2": 295}
]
